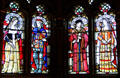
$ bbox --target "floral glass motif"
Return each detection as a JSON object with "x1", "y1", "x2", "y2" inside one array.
[
  {"x1": 68, "y1": 6, "x2": 89, "y2": 74},
  {"x1": 1, "y1": 2, "x2": 24, "y2": 73},
  {"x1": 31, "y1": 5, "x2": 50, "y2": 73},
  {"x1": 95, "y1": 3, "x2": 118, "y2": 74}
]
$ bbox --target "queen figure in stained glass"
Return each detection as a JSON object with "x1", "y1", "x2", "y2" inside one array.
[
  {"x1": 95, "y1": 3, "x2": 118, "y2": 74},
  {"x1": 2, "y1": 2, "x2": 24, "y2": 73}
]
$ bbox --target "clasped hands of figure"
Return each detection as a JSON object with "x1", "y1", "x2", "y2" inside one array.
[{"x1": 102, "y1": 38, "x2": 114, "y2": 48}]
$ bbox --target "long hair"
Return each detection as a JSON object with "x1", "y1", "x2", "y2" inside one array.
[{"x1": 74, "y1": 20, "x2": 84, "y2": 33}]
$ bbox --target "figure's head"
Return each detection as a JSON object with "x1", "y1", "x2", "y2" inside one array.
[
  {"x1": 75, "y1": 20, "x2": 83, "y2": 31},
  {"x1": 100, "y1": 18, "x2": 112, "y2": 30},
  {"x1": 36, "y1": 19, "x2": 43, "y2": 28},
  {"x1": 103, "y1": 19, "x2": 108, "y2": 26}
]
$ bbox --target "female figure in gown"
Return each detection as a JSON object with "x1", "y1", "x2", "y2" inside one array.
[
  {"x1": 2, "y1": 17, "x2": 22, "y2": 73},
  {"x1": 97, "y1": 18, "x2": 117, "y2": 72}
]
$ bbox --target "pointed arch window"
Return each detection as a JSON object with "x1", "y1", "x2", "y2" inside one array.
[
  {"x1": 68, "y1": 6, "x2": 89, "y2": 74},
  {"x1": 95, "y1": 3, "x2": 118, "y2": 74},
  {"x1": 1, "y1": 1, "x2": 25, "y2": 73},
  {"x1": 31, "y1": 5, "x2": 50, "y2": 73}
]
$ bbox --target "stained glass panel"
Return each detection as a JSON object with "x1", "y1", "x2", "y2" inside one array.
[
  {"x1": 1, "y1": 2, "x2": 24, "y2": 73},
  {"x1": 68, "y1": 6, "x2": 89, "y2": 74},
  {"x1": 95, "y1": 3, "x2": 118, "y2": 74},
  {"x1": 31, "y1": 5, "x2": 50, "y2": 73}
]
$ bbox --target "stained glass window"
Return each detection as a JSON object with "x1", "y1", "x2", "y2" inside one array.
[
  {"x1": 68, "y1": 6, "x2": 89, "y2": 74},
  {"x1": 1, "y1": 2, "x2": 24, "y2": 73},
  {"x1": 31, "y1": 5, "x2": 50, "y2": 73},
  {"x1": 95, "y1": 3, "x2": 118, "y2": 74}
]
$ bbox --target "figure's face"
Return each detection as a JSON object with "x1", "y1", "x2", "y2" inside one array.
[
  {"x1": 103, "y1": 20, "x2": 107, "y2": 27},
  {"x1": 102, "y1": 19, "x2": 111, "y2": 30},
  {"x1": 36, "y1": 21, "x2": 42, "y2": 28},
  {"x1": 76, "y1": 22, "x2": 82, "y2": 31}
]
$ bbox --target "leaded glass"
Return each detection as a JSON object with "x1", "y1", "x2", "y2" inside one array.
[
  {"x1": 1, "y1": 2, "x2": 24, "y2": 73},
  {"x1": 68, "y1": 6, "x2": 89, "y2": 74},
  {"x1": 31, "y1": 5, "x2": 50, "y2": 73},
  {"x1": 95, "y1": 3, "x2": 118, "y2": 74}
]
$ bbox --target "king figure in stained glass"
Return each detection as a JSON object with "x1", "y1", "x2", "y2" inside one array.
[{"x1": 31, "y1": 5, "x2": 49, "y2": 73}]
